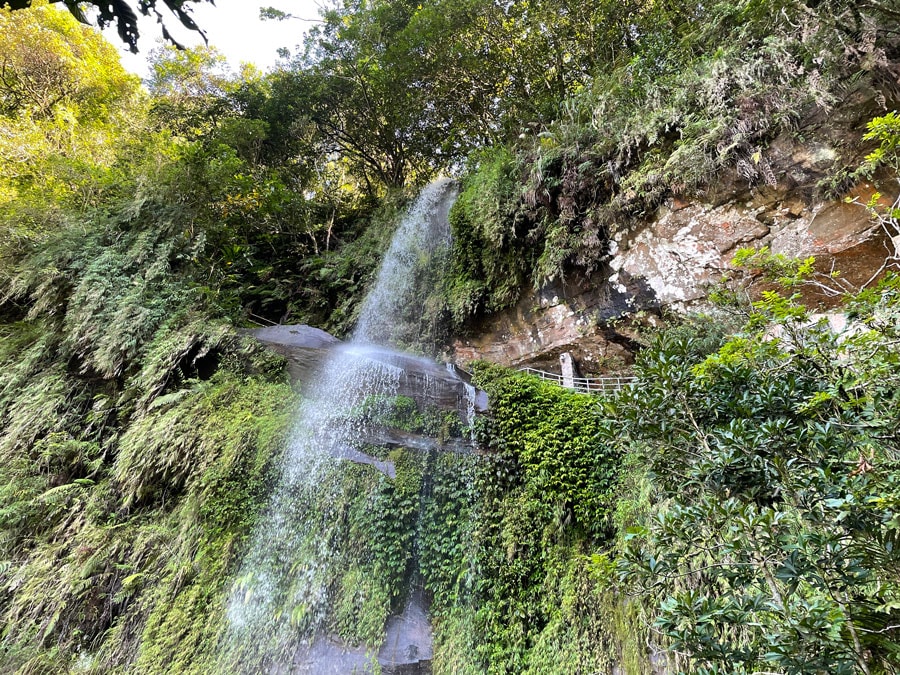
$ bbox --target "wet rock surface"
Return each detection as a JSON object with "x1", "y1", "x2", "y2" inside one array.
[
  {"x1": 234, "y1": 184, "x2": 455, "y2": 675},
  {"x1": 378, "y1": 589, "x2": 434, "y2": 674},
  {"x1": 250, "y1": 324, "x2": 343, "y2": 383},
  {"x1": 365, "y1": 426, "x2": 476, "y2": 455},
  {"x1": 332, "y1": 428, "x2": 476, "y2": 479},
  {"x1": 291, "y1": 590, "x2": 434, "y2": 674},
  {"x1": 291, "y1": 638, "x2": 373, "y2": 674},
  {"x1": 250, "y1": 326, "x2": 487, "y2": 417},
  {"x1": 246, "y1": 326, "x2": 476, "y2": 674},
  {"x1": 251, "y1": 324, "x2": 342, "y2": 349},
  {"x1": 331, "y1": 444, "x2": 398, "y2": 478}
]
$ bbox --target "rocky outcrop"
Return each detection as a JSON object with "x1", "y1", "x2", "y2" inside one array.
[
  {"x1": 451, "y1": 98, "x2": 898, "y2": 376},
  {"x1": 610, "y1": 178, "x2": 895, "y2": 311},
  {"x1": 250, "y1": 325, "x2": 487, "y2": 417},
  {"x1": 450, "y1": 274, "x2": 648, "y2": 376},
  {"x1": 332, "y1": 428, "x2": 477, "y2": 480},
  {"x1": 247, "y1": 324, "x2": 341, "y2": 383},
  {"x1": 248, "y1": 327, "x2": 466, "y2": 675}
]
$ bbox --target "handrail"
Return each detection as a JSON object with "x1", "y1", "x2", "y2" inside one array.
[{"x1": 517, "y1": 366, "x2": 637, "y2": 394}]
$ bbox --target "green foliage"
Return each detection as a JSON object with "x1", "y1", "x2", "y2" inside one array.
[
  {"x1": 861, "y1": 111, "x2": 900, "y2": 176},
  {"x1": 0, "y1": 362, "x2": 294, "y2": 672},
  {"x1": 0, "y1": 4, "x2": 143, "y2": 252},
  {"x1": 446, "y1": 148, "x2": 527, "y2": 322},
  {"x1": 354, "y1": 395, "x2": 465, "y2": 440},
  {"x1": 615, "y1": 277, "x2": 900, "y2": 672},
  {"x1": 0, "y1": 5, "x2": 138, "y2": 121},
  {"x1": 0, "y1": 39, "x2": 304, "y2": 667},
  {"x1": 419, "y1": 273, "x2": 900, "y2": 672},
  {"x1": 288, "y1": 0, "x2": 632, "y2": 188},
  {"x1": 0, "y1": 213, "x2": 294, "y2": 670},
  {"x1": 420, "y1": 453, "x2": 478, "y2": 617},
  {"x1": 116, "y1": 374, "x2": 293, "y2": 674},
  {"x1": 851, "y1": 112, "x2": 900, "y2": 280},
  {"x1": 220, "y1": 449, "x2": 436, "y2": 668},
  {"x1": 472, "y1": 363, "x2": 618, "y2": 533},
  {"x1": 146, "y1": 45, "x2": 235, "y2": 140},
  {"x1": 731, "y1": 246, "x2": 817, "y2": 288},
  {"x1": 0, "y1": 1, "x2": 898, "y2": 673},
  {"x1": 284, "y1": 191, "x2": 410, "y2": 335},
  {"x1": 413, "y1": 363, "x2": 650, "y2": 673},
  {"x1": 523, "y1": 553, "x2": 649, "y2": 675}
]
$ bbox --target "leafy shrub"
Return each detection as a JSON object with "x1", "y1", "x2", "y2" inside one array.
[{"x1": 615, "y1": 276, "x2": 900, "y2": 673}]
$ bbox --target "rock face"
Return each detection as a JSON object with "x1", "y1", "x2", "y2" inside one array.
[
  {"x1": 333, "y1": 428, "x2": 478, "y2": 479},
  {"x1": 451, "y1": 273, "x2": 649, "y2": 375},
  {"x1": 250, "y1": 325, "x2": 487, "y2": 418},
  {"x1": 451, "y1": 99, "x2": 898, "y2": 375},
  {"x1": 609, "y1": 180, "x2": 894, "y2": 311},
  {"x1": 378, "y1": 588, "x2": 434, "y2": 674},
  {"x1": 248, "y1": 324, "x2": 342, "y2": 383},
  {"x1": 248, "y1": 326, "x2": 485, "y2": 483},
  {"x1": 291, "y1": 590, "x2": 434, "y2": 674}
]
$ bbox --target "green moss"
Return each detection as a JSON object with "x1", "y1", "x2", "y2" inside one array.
[
  {"x1": 524, "y1": 553, "x2": 651, "y2": 675},
  {"x1": 415, "y1": 364, "x2": 652, "y2": 673},
  {"x1": 446, "y1": 147, "x2": 529, "y2": 324},
  {"x1": 0, "y1": 363, "x2": 295, "y2": 673},
  {"x1": 0, "y1": 166, "x2": 302, "y2": 671},
  {"x1": 353, "y1": 394, "x2": 466, "y2": 440},
  {"x1": 471, "y1": 363, "x2": 618, "y2": 534}
]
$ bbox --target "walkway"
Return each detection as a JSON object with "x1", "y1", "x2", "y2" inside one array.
[{"x1": 517, "y1": 367, "x2": 637, "y2": 395}]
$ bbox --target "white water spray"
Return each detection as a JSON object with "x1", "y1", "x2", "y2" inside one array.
[
  {"x1": 222, "y1": 179, "x2": 461, "y2": 672},
  {"x1": 354, "y1": 178, "x2": 456, "y2": 346}
]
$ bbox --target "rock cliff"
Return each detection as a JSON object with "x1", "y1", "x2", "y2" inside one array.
[{"x1": 451, "y1": 96, "x2": 899, "y2": 376}]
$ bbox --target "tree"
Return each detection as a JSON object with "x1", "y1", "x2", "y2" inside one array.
[
  {"x1": 616, "y1": 274, "x2": 900, "y2": 673},
  {"x1": 0, "y1": 4, "x2": 143, "y2": 247},
  {"x1": 145, "y1": 44, "x2": 235, "y2": 139},
  {"x1": 0, "y1": 4, "x2": 137, "y2": 119},
  {"x1": 282, "y1": 0, "x2": 647, "y2": 191},
  {"x1": 3, "y1": 0, "x2": 212, "y2": 52},
  {"x1": 290, "y1": 0, "x2": 447, "y2": 189}
]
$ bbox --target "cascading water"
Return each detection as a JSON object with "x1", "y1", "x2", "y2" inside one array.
[
  {"x1": 353, "y1": 180, "x2": 455, "y2": 347},
  {"x1": 222, "y1": 179, "x2": 465, "y2": 673}
]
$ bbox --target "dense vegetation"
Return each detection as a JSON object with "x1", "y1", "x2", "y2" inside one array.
[
  {"x1": 615, "y1": 279, "x2": 900, "y2": 674},
  {"x1": 445, "y1": 0, "x2": 899, "y2": 319},
  {"x1": 0, "y1": 0, "x2": 899, "y2": 673}
]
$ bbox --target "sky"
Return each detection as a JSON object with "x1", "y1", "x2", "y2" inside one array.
[{"x1": 106, "y1": 0, "x2": 324, "y2": 79}]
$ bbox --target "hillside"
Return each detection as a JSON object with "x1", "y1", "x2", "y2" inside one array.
[{"x1": 1, "y1": 1, "x2": 900, "y2": 673}]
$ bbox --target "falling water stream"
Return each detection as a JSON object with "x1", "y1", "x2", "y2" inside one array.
[{"x1": 222, "y1": 179, "x2": 465, "y2": 673}]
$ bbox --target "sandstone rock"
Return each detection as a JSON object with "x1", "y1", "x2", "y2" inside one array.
[
  {"x1": 451, "y1": 272, "x2": 647, "y2": 374},
  {"x1": 450, "y1": 108, "x2": 899, "y2": 375}
]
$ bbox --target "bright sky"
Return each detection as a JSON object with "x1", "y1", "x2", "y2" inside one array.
[{"x1": 107, "y1": 0, "x2": 325, "y2": 79}]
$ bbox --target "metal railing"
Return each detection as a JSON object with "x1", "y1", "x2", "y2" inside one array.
[{"x1": 517, "y1": 367, "x2": 637, "y2": 395}]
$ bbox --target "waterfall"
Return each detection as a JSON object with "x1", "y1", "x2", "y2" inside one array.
[
  {"x1": 222, "y1": 179, "x2": 460, "y2": 672},
  {"x1": 354, "y1": 178, "x2": 457, "y2": 347}
]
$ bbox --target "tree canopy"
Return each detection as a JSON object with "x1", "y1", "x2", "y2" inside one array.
[{"x1": 0, "y1": 5, "x2": 142, "y2": 247}]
